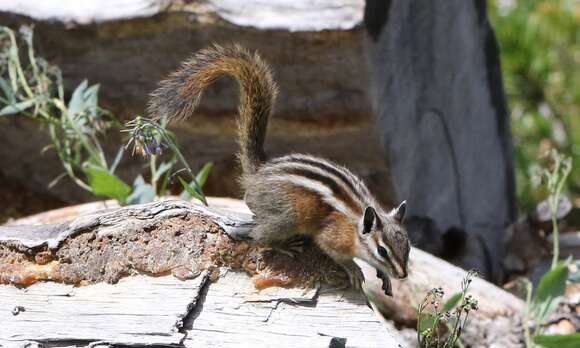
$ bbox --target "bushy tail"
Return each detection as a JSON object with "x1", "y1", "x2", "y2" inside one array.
[{"x1": 148, "y1": 44, "x2": 278, "y2": 175}]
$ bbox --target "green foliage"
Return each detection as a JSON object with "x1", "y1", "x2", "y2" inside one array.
[
  {"x1": 528, "y1": 263, "x2": 569, "y2": 330},
  {"x1": 0, "y1": 26, "x2": 119, "y2": 194},
  {"x1": 534, "y1": 150, "x2": 572, "y2": 267},
  {"x1": 488, "y1": 0, "x2": 579, "y2": 211},
  {"x1": 522, "y1": 151, "x2": 577, "y2": 348},
  {"x1": 124, "y1": 116, "x2": 210, "y2": 205},
  {"x1": 180, "y1": 162, "x2": 214, "y2": 203},
  {"x1": 85, "y1": 166, "x2": 132, "y2": 204},
  {"x1": 416, "y1": 270, "x2": 479, "y2": 348},
  {"x1": 0, "y1": 26, "x2": 211, "y2": 205},
  {"x1": 534, "y1": 334, "x2": 580, "y2": 348},
  {"x1": 442, "y1": 292, "x2": 462, "y2": 313}
]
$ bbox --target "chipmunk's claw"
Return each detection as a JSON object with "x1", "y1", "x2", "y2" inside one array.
[{"x1": 376, "y1": 269, "x2": 393, "y2": 297}]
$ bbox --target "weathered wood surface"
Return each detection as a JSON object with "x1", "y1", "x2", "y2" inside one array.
[
  {"x1": 0, "y1": 199, "x2": 409, "y2": 347},
  {"x1": 1, "y1": 273, "x2": 208, "y2": 346},
  {"x1": 2, "y1": 0, "x2": 364, "y2": 31},
  {"x1": 184, "y1": 271, "x2": 406, "y2": 348},
  {"x1": 0, "y1": 198, "x2": 254, "y2": 249},
  {"x1": 0, "y1": 272, "x2": 406, "y2": 348},
  {"x1": 2, "y1": 0, "x2": 167, "y2": 24},
  {"x1": 5, "y1": 197, "x2": 251, "y2": 226},
  {"x1": 206, "y1": 0, "x2": 364, "y2": 31},
  {"x1": 1, "y1": 199, "x2": 526, "y2": 347}
]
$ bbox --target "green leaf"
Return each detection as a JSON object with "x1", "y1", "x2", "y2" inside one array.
[
  {"x1": 126, "y1": 175, "x2": 156, "y2": 204},
  {"x1": 443, "y1": 292, "x2": 462, "y2": 312},
  {"x1": 533, "y1": 334, "x2": 580, "y2": 348},
  {"x1": 195, "y1": 162, "x2": 213, "y2": 188},
  {"x1": 179, "y1": 186, "x2": 192, "y2": 200},
  {"x1": 531, "y1": 263, "x2": 569, "y2": 322},
  {"x1": 84, "y1": 84, "x2": 99, "y2": 116},
  {"x1": 68, "y1": 80, "x2": 88, "y2": 114},
  {"x1": 0, "y1": 99, "x2": 35, "y2": 116},
  {"x1": 84, "y1": 166, "x2": 131, "y2": 204},
  {"x1": 178, "y1": 177, "x2": 206, "y2": 205},
  {"x1": 0, "y1": 78, "x2": 15, "y2": 102},
  {"x1": 418, "y1": 313, "x2": 438, "y2": 333}
]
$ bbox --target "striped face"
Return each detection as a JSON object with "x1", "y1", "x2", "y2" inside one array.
[
  {"x1": 261, "y1": 154, "x2": 410, "y2": 278},
  {"x1": 360, "y1": 203, "x2": 410, "y2": 279}
]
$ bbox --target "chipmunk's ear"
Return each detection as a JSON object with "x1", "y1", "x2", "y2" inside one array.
[
  {"x1": 391, "y1": 200, "x2": 407, "y2": 223},
  {"x1": 362, "y1": 206, "x2": 376, "y2": 234}
]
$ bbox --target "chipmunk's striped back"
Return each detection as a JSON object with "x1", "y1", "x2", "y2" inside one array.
[{"x1": 260, "y1": 154, "x2": 376, "y2": 219}]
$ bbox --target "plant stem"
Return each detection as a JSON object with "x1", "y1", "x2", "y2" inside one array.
[
  {"x1": 524, "y1": 280, "x2": 534, "y2": 348},
  {"x1": 550, "y1": 197, "x2": 560, "y2": 270},
  {"x1": 150, "y1": 154, "x2": 157, "y2": 195},
  {"x1": 416, "y1": 301, "x2": 426, "y2": 347},
  {"x1": 3, "y1": 28, "x2": 34, "y2": 99},
  {"x1": 549, "y1": 153, "x2": 571, "y2": 270}
]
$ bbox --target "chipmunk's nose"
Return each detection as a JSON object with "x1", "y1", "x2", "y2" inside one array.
[{"x1": 396, "y1": 268, "x2": 408, "y2": 279}]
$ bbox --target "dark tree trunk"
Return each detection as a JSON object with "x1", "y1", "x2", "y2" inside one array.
[{"x1": 363, "y1": 0, "x2": 515, "y2": 281}]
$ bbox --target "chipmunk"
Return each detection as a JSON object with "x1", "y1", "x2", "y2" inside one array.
[{"x1": 148, "y1": 44, "x2": 410, "y2": 295}]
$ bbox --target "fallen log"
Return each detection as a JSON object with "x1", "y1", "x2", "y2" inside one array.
[{"x1": 1, "y1": 199, "x2": 524, "y2": 347}]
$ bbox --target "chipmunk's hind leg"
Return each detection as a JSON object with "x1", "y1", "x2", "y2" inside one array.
[
  {"x1": 256, "y1": 235, "x2": 309, "y2": 259},
  {"x1": 264, "y1": 235, "x2": 309, "y2": 258},
  {"x1": 283, "y1": 235, "x2": 308, "y2": 254},
  {"x1": 242, "y1": 171, "x2": 317, "y2": 259},
  {"x1": 243, "y1": 175, "x2": 300, "y2": 243}
]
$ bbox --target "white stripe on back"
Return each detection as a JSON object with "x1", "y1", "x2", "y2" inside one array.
[
  {"x1": 270, "y1": 154, "x2": 380, "y2": 208},
  {"x1": 270, "y1": 161, "x2": 366, "y2": 213},
  {"x1": 269, "y1": 174, "x2": 354, "y2": 217}
]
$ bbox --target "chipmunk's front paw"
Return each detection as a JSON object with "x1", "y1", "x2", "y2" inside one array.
[{"x1": 341, "y1": 261, "x2": 365, "y2": 290}]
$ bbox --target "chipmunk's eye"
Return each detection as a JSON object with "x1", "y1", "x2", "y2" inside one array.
[{"x1": 377, "y1": 246, "x2": 389, "y2": 259}]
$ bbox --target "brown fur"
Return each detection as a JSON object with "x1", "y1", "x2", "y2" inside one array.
[
  {"x1": 148, "y1": 44, "x2": 278, "y2": 174},
  {"x1": 285, "y1": 186, "x2": 333, "y2": 234},
  {"x1": 281, "y1": 167, "x2": 363, "y2": 215},
  {"x1": 286, "y1": 186, "x2": 357, "y2": 262},
  {"x1": 315, "y1": 212, "x2": 358, "y2": 262}
]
